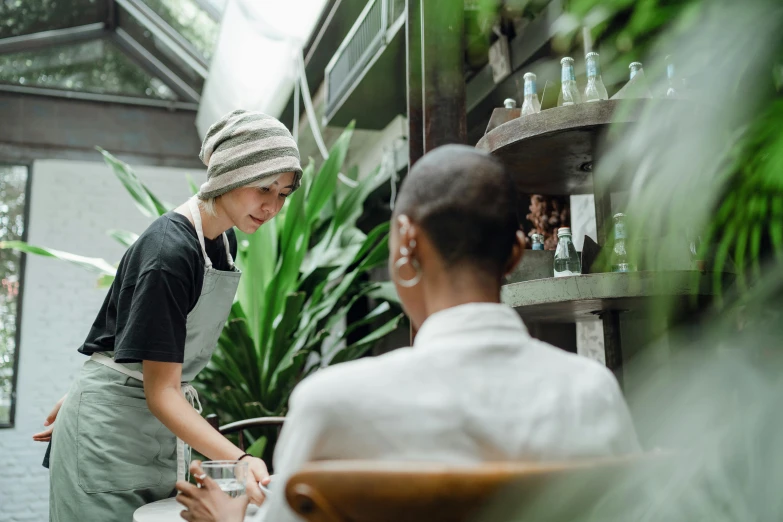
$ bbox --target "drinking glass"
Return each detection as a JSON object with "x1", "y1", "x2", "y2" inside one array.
[{"x1": 200, "y1": 460, "x2": 249, "y2": 498}]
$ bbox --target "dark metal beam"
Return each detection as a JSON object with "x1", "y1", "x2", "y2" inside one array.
[
  {"x1": 115, "y1": 0, "x2": 209, "y2": 79},
  {"x1": 106, "y1": 0, "x2": 118, "y2": 31},
  {"x1": 0, "y1": 84, "x2": 198, "y2": 111},
  {"x1": 0, "y1": 23, "x2": 107, "y2": 55},
  {"x1": 0, "y1": 91, "x2": 202, "y2": 168},
  {"x1": 113, "y1": 28, "x2": 201, "y2": 103}
]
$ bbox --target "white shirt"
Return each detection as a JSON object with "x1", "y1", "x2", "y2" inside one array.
[{"x1": 256, "y1": 303, "x2": 640, "y2": 522}]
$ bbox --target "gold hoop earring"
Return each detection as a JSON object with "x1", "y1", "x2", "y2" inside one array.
[{"x1": 393, "y1": 256, "x2": 422, "y2": 288}]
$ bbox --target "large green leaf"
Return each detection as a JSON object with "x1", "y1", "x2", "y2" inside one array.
[
  {"x1": 186, "y1": 174, "x2": 200, "y2": 196},
  {"x1": 259, "y1": 174, "x2": 310, "y2": 353},
  {"x1": 97, "y1": 274, "x2": 116, "y2": 288},
  {"x1": 107, "y1": 229, "x2": 139, "y2": 248},
  {"x1": 329, "y1": 314, "x2": 403, "y2": 365},
  {"x1": 96, "y1": 147, "x2": 170, "y2": 217},
  {"x1": 235, "y1": 223, "x2": 278, "y2": 346},
  {"x1": 265, "y1": 292, "x2": 307, "y2": 395},
  {"x1": 367, "y1": 281, "x2": 399, "y2": 304},
  {"x1": 305, "y1": 123, "x2": 355, "y2": 226},
  {"x1": 0, "y1": 241, "x2": 116, "y2": 275},
  {"x1": 331, "y1": 165, "x2": 390, "y2": 237}
]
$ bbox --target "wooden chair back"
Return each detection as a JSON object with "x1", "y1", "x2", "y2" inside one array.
[
  {"x1": 206, "y1": 413, "x2": 285, "y2": 452},
  {"x1": 285, "y1": 456, "x2": 669, "y2": 522}
]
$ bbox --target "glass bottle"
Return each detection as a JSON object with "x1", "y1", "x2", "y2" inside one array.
[
  {"x1": 611, "y1": 213, "x2": 634, "y2": 272},
  {"x1": 557, "y1": 57, "x2": 582, "y2": 107},
  {"x1": 583, "y1": 52, "x2": 608, "y2": 102},
  {"x1": 531, "y1": 233, "x2": 544, "y2": 251},
  {"x1": 629, "y1": 61, "x2": 644, "y2": 80},
  {"x1": 503, "y1": 98, "x2": 517, "y2": 109},
  {"x1": 520, "y1": 72, "x2": 541, "y2": 116},
  {"x1": 553, "y1": 227, "x2": 581, "y2": 277},
  {"x1": 666, "y1": 55, "x2": 677, "y2": 98}
]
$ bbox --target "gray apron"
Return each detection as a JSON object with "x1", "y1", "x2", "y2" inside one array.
[{"x1": 49, "y1": 197, "x2": 241, "y2": 522}]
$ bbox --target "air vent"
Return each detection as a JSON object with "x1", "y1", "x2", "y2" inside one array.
[{"x1": 325, "y1": 0, "x2": 406, "y2": 125}]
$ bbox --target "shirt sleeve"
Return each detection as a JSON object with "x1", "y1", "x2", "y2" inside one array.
[
  {"x1": 113, "y1": 267, "x2": 194, "y2": 364},
  {"x1": 260, "y1": 378, "x2": 336, "y2": 522},
  {"x1": 593, "y1": 367, "x2": 642, "y2": 454}
]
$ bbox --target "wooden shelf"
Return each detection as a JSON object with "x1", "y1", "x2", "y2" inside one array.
[
  {"x1": 502, "y1": 271, "x2": 720, "y2": 323},
  {"x1": 475, "y1": 100, "x2": 651, "y2": 196}
]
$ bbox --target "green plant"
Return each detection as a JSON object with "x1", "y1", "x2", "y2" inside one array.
[
  {"x1": 196, "y1": 124, "x2": 403, "y2": 461},
  {"x1": 1, "y1": 129, "x2": 402, "y2": 461}
]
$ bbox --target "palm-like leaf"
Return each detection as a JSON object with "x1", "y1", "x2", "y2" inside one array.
[{"x1": 0, "y1": 241, "x2": 116, "y2": 275}]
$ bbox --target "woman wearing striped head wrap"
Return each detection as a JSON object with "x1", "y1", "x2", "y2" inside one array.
[{"x1": 41, "y1": 110, "x2": 300, "y2": 521}]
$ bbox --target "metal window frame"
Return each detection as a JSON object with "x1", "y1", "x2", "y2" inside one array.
[
  {"x1": 114, "y1": 0, "x2": 209, "y2": 79},
  {"x1": 112, "y1": 28, "x2": 201, "y2": 102},
  {"x1": 0, "y1": 0, "x2": 214, "y2": 108},
  {"x1": 0, "y1": 83, "x2": 198, "y2": 111},
  {"x1": 0, "y1": 162, "x2": 32, "y2": 430},
  {"x1": 0, "y1": 23, "x2": 107, "y2": 55},
  {"x1": 191, "y1": 0, "x2": 223, "y2": 21}
]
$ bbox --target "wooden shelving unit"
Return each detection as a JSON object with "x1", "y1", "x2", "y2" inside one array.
[
  {"x1": 502, "y1": 271, "x2": 718, "y2": 323},
  {"x1": 477, "y1": 99, "x2": 707, "y2": 380}
]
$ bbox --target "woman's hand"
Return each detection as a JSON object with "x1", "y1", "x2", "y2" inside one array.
[
  {"x1": 32, "y1": 394, "x2": 67, "y2": 442},
  {"x1": 243, "y1": 456, "x2": 270, "y2": 506},
  {"x1": 177, "y1": 461, "x2": 249, "y2": 522}
]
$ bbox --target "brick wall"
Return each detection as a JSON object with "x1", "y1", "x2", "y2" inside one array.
[{"x1": 0, "y1": 159, "x2": 205, "y2": 520}]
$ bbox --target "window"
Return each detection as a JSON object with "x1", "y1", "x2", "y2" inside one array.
[
  {"x1": 0, "y1": 0, "x2": 105, "y2": 40},
  {"x1": 142, "y1": 0, "x2": 220, "y2": 60},
  {"x1": 0, "y1": 165, "x2": 30, "y2": 428},
  {"x1": 0, "y1": 39, "x2": 177, "y2": 100}
]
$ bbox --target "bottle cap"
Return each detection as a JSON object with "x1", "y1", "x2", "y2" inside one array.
[
  {"x1": 523, "y1": 72, "x2": 536, "y2": 81},
  {"x1": 557, "y1": 227, "x2": 572, "y2": 236},
  {"x1": 560, "y1": 57, "x2": 574, "y2": 65},
  {"x1": 503, "y1": 98, "x2": 517, "y2": 109},
  {"x1": 629, "y1": 62, "x2": 643, "y2": 69},
  {"x1": 585, "y1": 51, "x2": 599, "y2": 59}
]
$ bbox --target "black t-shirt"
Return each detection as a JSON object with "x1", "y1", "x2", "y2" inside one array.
[{"x1": 78, "y1": 212, "x2": 238, "y2": 364}]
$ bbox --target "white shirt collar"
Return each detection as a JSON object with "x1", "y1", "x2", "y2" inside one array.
[{"x1": 413, "y1": 302, "x2": 529, "y2": 349}]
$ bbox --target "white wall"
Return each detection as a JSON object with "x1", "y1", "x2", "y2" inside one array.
[{"x1": 0, "y1": 159, "x2": 205, "y2": 521}]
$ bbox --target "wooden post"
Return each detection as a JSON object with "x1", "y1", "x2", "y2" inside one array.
[
  {"x1": 601, "y1": 311, "x2": 624, "y2": 387},
  {"x1": 420, "y1": 0, "x2": 467, "y2": 151},
  {"x1": 406, "y1": 0, "x2": 466, "y2": 344}
]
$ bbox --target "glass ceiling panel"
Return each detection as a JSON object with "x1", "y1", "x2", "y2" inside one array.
[
  {"x1": 0, "y1": 38, "x2": 177, "y2": 99},
  {"x1": 0, "y1": 0, "x2": 104, "y2": 40},
  {"x1": 117, "y1": 4, "x2": 204, "y2": 88},
  {"x1": 142, "y1": 0, "x2": 219, "y2": 60}
]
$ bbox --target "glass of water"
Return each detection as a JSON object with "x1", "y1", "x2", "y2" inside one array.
[{"x1": 200, "y1": 460, "x2": 249, "y2": 498}]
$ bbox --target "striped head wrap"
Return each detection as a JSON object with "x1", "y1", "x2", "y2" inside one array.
[{"x1": 197, "y1": 110, "x2": 303, "y2": 200}]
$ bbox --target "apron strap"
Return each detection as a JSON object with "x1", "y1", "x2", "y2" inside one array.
[
  {"x1": 188, "y1": 197, "x2": 235, "y2": 270},
  {"x1": 222, "y1": 233, "x2": 235, "y2": 269},
  {"x1": 90, "y1": 352, "x2": 200, "y2": 482},
  {"x1": 188, "y1": 197, "x2": 212, "y2": 269}
]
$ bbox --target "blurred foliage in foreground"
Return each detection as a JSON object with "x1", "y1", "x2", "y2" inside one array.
[{"x1": 471, "y1": 0, "x2": 783, "y2": 520}]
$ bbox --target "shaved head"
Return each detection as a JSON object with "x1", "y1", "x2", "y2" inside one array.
[{"x1": 394, "y1": 144, "x2": 520, "y2": 276}]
